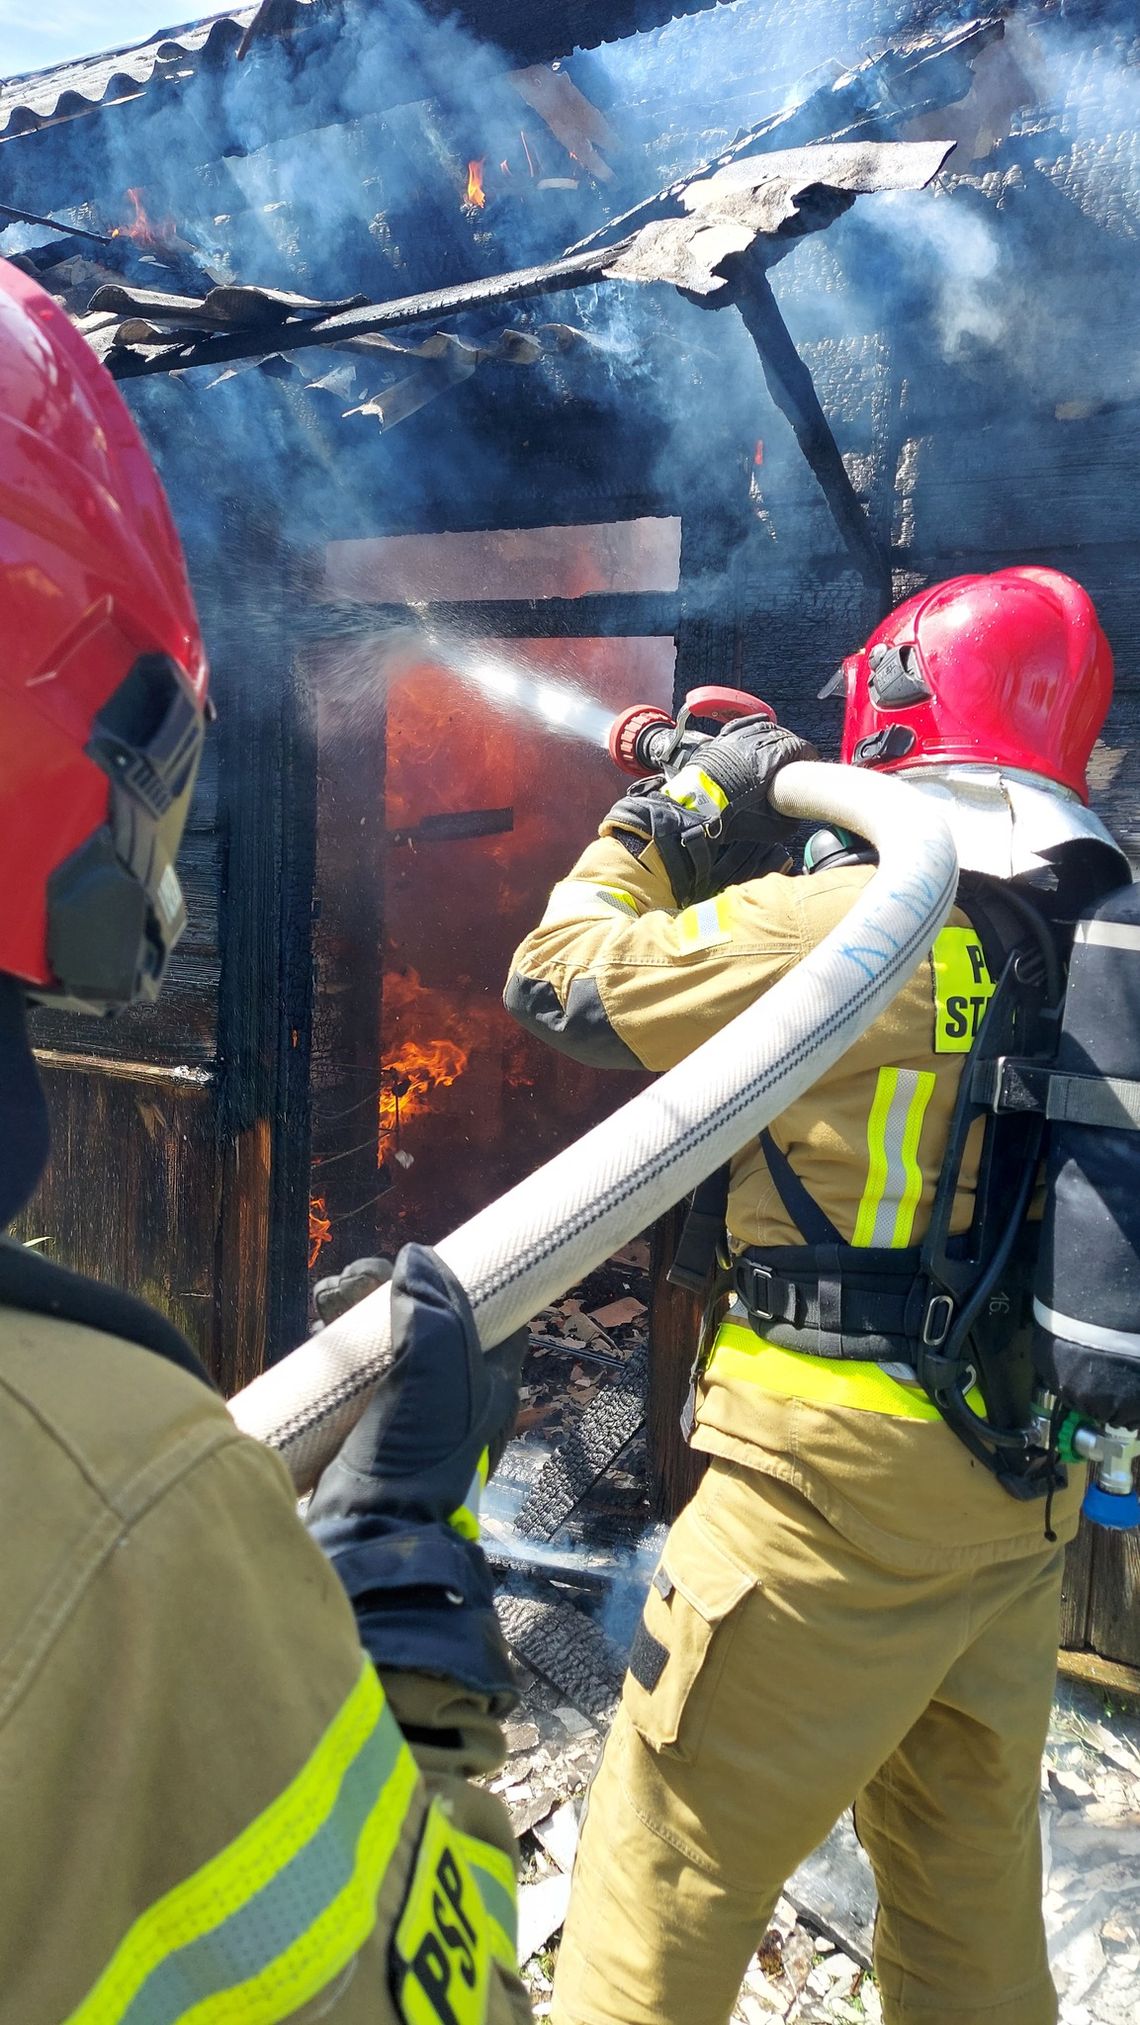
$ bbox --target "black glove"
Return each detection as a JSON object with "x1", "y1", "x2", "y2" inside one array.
[
  {"x1": 307, "y1": 1244, "x2": 526, "y2": 1703},
  {"x1": 602, "y1": 716, "x2": 818, "y2": 907}
]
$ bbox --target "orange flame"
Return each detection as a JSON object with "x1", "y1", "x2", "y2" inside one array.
[
  {"x1": 111, "y1": 186, "x2": 176, "y2": 248},
  {"x1": 378, "y1": 967, "x2": 533, "y2": 1163},
  {"x1": 465, "y1": 159, "x2": 486, "y2": 209},
  {"x1": 380, "y1": 1036, "x2": 469, "y2": 1141},
  {"x1": 308, "y1": 1195, "x2": 333, "y2": 1270}
]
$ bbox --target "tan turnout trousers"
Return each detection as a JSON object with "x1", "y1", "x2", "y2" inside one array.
[{"x1": 552, "y1": 1456, "x2": 1064, "y2": 2025}]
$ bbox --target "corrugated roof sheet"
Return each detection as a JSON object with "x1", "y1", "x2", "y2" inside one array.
[
  {"x1": 0, "y1": 10, "x2": 257, "y2": 139},
  {"x1": 0, "y1": 0, "x2": 737, "y2": 143}
]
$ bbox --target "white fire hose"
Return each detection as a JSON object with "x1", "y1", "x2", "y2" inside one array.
[{"x1": 230, "y1": 763, "x2": 958, "y2": 1491}]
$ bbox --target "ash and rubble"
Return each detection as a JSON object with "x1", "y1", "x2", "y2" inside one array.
[{"x1": 485, "y1": 1246, "x2": 1140, "y2": 2022}]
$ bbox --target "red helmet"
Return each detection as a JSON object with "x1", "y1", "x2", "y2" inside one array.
[
  {"x1": 0, "y1": 260, "x2": 208, "y2": 1012},
  {"x1": 833, "y1": 568, "x2": 1113, "y2": 804}
]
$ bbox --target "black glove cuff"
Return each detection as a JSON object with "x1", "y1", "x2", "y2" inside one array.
[
  {"x1": 357, "y1": 1600, "x2": 517, "y2": 1705},
  {"x1": 603, "y1": 791, "x2": 709, "y2": 907},
  {"x1": 309, "y1": 1513, "x2": 492, "y2": 1606},
  {"x1": 311, "y1": 1516, "x2": 518, "y2": 1701}
]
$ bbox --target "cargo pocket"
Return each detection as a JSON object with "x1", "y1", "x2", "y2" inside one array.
[{"x1": 622, "y1": 1520, "x2": 757, "y2": 1761}]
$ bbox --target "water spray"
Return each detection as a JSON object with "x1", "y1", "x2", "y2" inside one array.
[{"x1": 384, "y1": 621, "x2": 618, "y2": 750}]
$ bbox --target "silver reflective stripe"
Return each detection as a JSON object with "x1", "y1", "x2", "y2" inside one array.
[
  {"x1": 1073, "y1": 918, "x2": 1140, "y2": 953},
  {"x1": 1033, "y1": 1296, "x2": 1140, "y2": 1362},
  {"x1": 677, "y1": 895, "x2": 732, "y2": 952}
]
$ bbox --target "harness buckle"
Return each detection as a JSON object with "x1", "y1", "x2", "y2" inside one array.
[
  {"x1": 744, "y1": 1262, "x2": 776, "y2": 1320},
  {"x1": 922, "y1": 1293, "x2": 955, "y2": 1347}
]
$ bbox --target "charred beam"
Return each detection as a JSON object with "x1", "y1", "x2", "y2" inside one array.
[
  {"x1": 729, "y1": 255, "x2": 890, "y2": 610},
  {"x1": 300, "y1": 591, "x2": 680, "y2": 643},
  {"x1": 0, "y1": 200, "x2": 112, "y2": 246},
  {"x1": 101, "y1": 242, "x2": 630, "y2": 381}
]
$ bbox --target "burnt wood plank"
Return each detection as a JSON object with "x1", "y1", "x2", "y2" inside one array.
[
  {"x1": 902, "y1": 409, "x2": 1140, "y2": 557},
  {"x1": 11, "y1": 1065, "x2": 221, "y2": 1375},
  {"x1": 308, "y1": 640, "x2": 388, "y2": 1275},
  {"x1": 1060, "y1": 1511, "x2": 1095, "y2": 1652},
  {"x1": 1087, "y1": 1528, "x2": 1140, "y2": 1671}
]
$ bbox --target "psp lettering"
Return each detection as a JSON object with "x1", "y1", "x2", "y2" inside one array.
[
  {"x1": 944, "y1": 943, "x2": 989, "y2": 1039},
  {"x1": 941, "y1": 993, "x2": 989, "y2": 1041},
  {"x1": 404, "y1": 1845, "x2": 482, "y2": 2025},
  {"x1": 933, "y1": 931, "x2": 994, "y2": 1053}
]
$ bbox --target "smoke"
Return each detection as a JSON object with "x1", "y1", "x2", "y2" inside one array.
[{"x1": 15, "y1": 0, "x2": 1135, "y2": 713}]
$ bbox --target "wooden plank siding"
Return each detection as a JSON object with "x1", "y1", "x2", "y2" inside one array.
[{"x1": 10, "y1": 1065, "x2": 220, "y2": 1371}]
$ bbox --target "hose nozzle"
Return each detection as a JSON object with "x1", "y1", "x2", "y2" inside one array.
[{"x1": 608, "y1": 685, "x2": 774, "y2": 780}]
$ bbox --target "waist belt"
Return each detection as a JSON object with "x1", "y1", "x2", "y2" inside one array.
[
  {"x1": 707, "y1": 1318, "x2": 988, "y2": 1422},
  {"x1": 730, "y1": 1244, "x2": 946, "y2": 1363}
]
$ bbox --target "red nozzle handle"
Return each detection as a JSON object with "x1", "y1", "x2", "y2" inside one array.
[{"x1": 683, "y1": 686, "x2": 774, "y2": 725}]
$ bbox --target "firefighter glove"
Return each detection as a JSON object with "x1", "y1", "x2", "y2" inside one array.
[
  {"x1": 602, "y1": 715, "x2": 817, "y2": 906},
  {"x1": 306, "y1": 1243, "x2": 526, "y2": 1702}
]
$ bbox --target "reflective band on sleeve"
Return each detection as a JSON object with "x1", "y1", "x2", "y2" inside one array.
[
  {"x1": 1033, "y1": 1297, "x2": 1140, "y2": 1363},
  {"x1": 68, "y1": 1659, "x2": 419, "y2": 2025},
  {"x1": 539, "y1": 880, "x2": 643, "y2": 927},
  {"x1": 676, "y1": 894, "x2": 733, "y2": 953},
  {"x1": 706, "y1": 1321, "x2": 988, "y2": 1421},
  {"x1": 1073, "y1": 918, "x2": 1140, "y2": 952},
  {"x1": 932, "y1": 925, "x2": 994, "y2": 1053},
  {"x1": 660, "y1": 764, "x2": 729, "y2": 821},
  {"x1": 448, "y1": 1446, "x2": 490, "y2": 1543},
  {"x1": 852, "y1": 1067, "x2": 936, "y2": 1249}
]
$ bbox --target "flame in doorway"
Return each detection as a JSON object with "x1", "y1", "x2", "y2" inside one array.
[{"x1": 308, "y1": 1195, "x2": 333, "y2": 1269}]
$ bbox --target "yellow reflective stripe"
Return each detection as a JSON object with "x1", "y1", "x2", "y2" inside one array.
[
  {"x1": 676, "y1": 894, "x2": 732, "y2": 952},
  {"x1": 539, "y1": 880, "x2": 642, "y2": 926},
  {"x1": 68, "y1": 1659, "x2": 418, "y2": 2025},
  {"x1": 852, "y1": 1069, "x2": 896, "y2": 1248},
  {"x1": 660, "y1": 764, "x2": 728, "y2": 818},
  {"x1": 453, "y1": 1828, "x2": 518, "y2": 1972},
  {"x1": 448, "y1": 1447, "x2": 490, "y2": 1542},
  {"x1": 851, "y1": 1067, "x2": 936, "y2": 1249},
  {"x1": 706, "y1": 1322, "x2": 987, "y2": 1421},
  {"x1": 932, "y1": 925, "x2": 994, "y2": 1053}
]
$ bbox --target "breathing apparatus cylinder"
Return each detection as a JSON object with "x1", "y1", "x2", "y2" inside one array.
[
  {"x1": 1033, "y1": 880, "x2": 1140, "y2": 1528},
  {"x1": 230, "y1": 754, "x2": 959, "y2": 1491}
]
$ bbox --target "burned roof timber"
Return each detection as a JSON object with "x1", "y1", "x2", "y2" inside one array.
[{"x1": 94, "y1": 139, "x2": 951, "y2": 595}]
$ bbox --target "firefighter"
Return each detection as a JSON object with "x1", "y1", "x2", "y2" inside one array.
[
  {"x1": 0, "y1": 260, "x2": 529, "y2": 2023},
  {"x1": 504, "y1": 568, "x2": 1128, "y2": 2025}
]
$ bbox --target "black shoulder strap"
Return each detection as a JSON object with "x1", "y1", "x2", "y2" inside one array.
[
  {"x1": 668, "y1": 1166, "x2": 731, "y2": 1294},
  {"x1": 0, "y1": 1238, "x2": 215, "y2": 1388},
  {"x1": 758, "y1": 1128, "x2": 844, "y2": 1246}
]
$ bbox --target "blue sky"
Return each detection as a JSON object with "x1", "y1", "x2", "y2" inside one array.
[{"x1": 0, "y1": 3, "x2": 210, "y2": 79}]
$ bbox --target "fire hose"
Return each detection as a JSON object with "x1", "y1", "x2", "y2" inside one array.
[{"x1": 230, "y1": 699, "x2": 959, "y2": 1490}]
